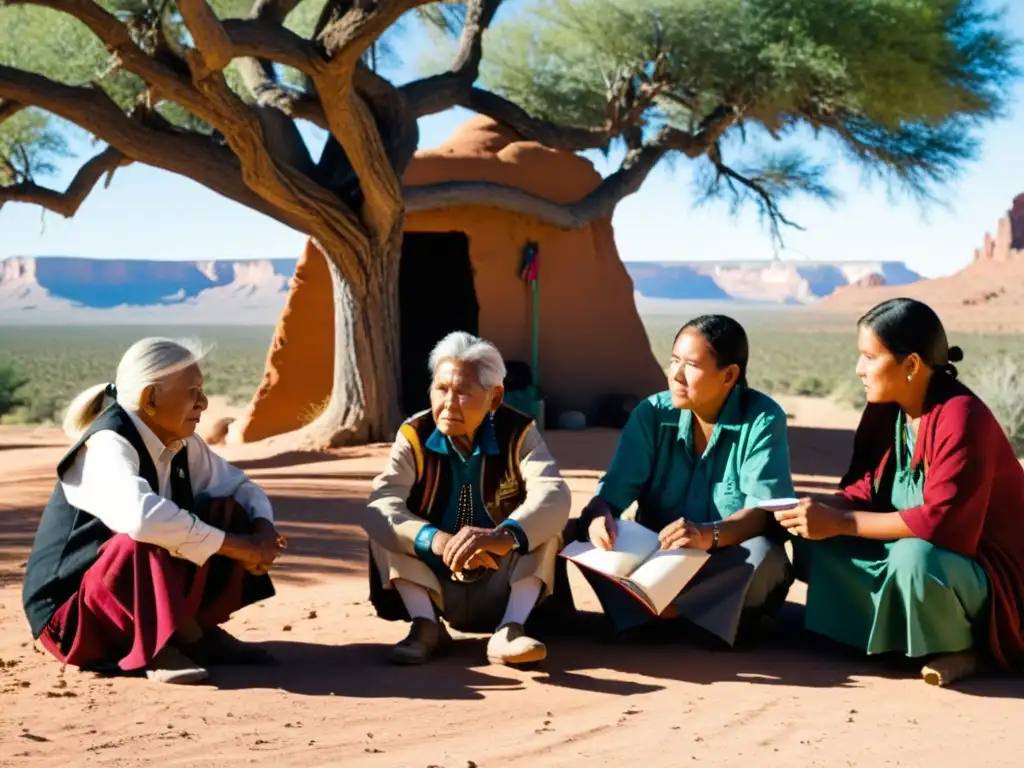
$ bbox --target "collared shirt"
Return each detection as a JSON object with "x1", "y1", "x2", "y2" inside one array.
[
  {"x1": 597, "y1": 386, "x2": 795, "y2": 530},
  {"x1": 413, "y1": 416, "x2": 528, "y2": 567},
  {"x1": 60, "y1": 408, "x2": 274, "y2": 566},
  {"x1": 424, "y1": 415, "x2": 501, "y2": 534}
]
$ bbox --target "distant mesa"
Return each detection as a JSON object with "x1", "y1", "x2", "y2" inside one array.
[
  {"x1": 0, "y1": 255, "x2": 294, "y2": 323},
  {"x1": 0, "y1": 254, "x2": 922, "y2": 324},
  {"x1": 628, "y1": 259, "x2": 920, "y2": 307}
]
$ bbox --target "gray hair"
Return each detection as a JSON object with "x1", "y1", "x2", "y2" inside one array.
[
  {"x1": 62, "y1": 337, "x2": 208, "y2": 439},
  {"x1": 428, "y1": 331, "x2": 506, "y2": 390}
]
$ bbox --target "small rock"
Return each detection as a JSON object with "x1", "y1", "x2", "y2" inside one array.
[
  {"x1": 307, "y1": 610, "x2": 318, "y2": 620},
  {"x1": 282, "y1": 625, "x2": 293, "y2": 632},
  {"x1": 364, "y1": 747, "x2": 383, "y2": 753}
]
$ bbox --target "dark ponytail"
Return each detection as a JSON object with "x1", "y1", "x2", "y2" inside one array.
[{"x1": 858, "y1": 298, "x2": 962, "y2": 379}]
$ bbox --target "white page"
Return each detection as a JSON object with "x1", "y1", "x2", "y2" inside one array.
[
  {"x1": 559, "y1": 519, "x2": 661, "y2": 578},
  {"x1": 625, "y1": 548, "x2": 711, "y2": 615}
]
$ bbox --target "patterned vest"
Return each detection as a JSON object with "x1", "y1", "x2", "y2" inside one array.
[{"x1": 400, "y1": 404, "x2": 534, "y2": 527}]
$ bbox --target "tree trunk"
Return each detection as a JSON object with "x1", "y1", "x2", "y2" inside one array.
[{"x1": 301, "y1": 227, "x2": 404, "y2": 448}]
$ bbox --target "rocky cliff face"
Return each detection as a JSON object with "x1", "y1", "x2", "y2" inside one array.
[
  {"x1": 0, "y1": 255, "x2": 921, "y2": 324},
  {"x1": 628, "y1": 259, "x2": 920, "y2": 306},
  {"x1": 0, "y1": 256, "x2": 294, "y2": 323},
  {"x1": 973, "y1": 193, "x2": 1024, "y2": 264}
]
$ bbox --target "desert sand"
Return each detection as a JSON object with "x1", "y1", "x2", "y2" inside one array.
[{"x1": 1, "y1": 396, "x2": 1022, "y2": 767}]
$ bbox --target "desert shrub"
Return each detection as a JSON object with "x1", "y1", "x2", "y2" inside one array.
[
  {"x1": 0, "y1": 361, "x2": 30, "y2": 421},
  {"x1": 830, "y1": 376, "x2": 867, "y2": 411},
  {"x1": 966, "y1": 356, "x2": 1024, "y2": 457},
  {"x1": 794, "y1": 376, "x2": 831, "y2": 397}
]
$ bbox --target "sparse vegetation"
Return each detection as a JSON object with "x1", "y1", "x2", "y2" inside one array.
[
  {"x1": 1, "y1": 318, "x2": 1023, "y2": 457},
  {"x1": 0, "y1": 360, "x2": 30, "y2": 421},
  {"x1": 967, "y1": 355, "x2": 1024, "y2": 456},
  {"x1": 0, "y1": 326, "x2": 273, "y2": 424}
]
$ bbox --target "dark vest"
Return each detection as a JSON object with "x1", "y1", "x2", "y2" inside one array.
[
  {"x1": 401, "y1": 404, "x2": 534, "y2": 527},
  {"x1": 22, "y1": 404, "x2": 194, "y2": 638}
]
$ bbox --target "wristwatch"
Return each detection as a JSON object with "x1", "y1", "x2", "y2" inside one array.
[{"x1": 711, "y1": 521, "x2": 720, "y2": 551}]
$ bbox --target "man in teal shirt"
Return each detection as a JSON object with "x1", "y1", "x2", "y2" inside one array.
[{"x1": 573, "y1": 315, "x2": 796, "y2": 646}]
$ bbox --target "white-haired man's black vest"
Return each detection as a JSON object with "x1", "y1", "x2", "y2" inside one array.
[{"x1": 21, "y1": 403, "x2": 194, "y2": 638}]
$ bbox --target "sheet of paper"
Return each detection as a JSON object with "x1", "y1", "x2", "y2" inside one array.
[
  {"x1": 626, "y1": 548, "x2": 711, "y2": 615},
  {"x1": 751, "y1": 497, "x2": 799, "y2": 510},
  {"x1": 559, "y1": 519, "x2": 661, "y2": 578}
]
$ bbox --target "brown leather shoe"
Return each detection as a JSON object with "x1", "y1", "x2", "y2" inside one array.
[
  {"x1": 921, "y1": 650, "x2": 981, "y2": 687},
  {"x1": 387, "y1": 618, "x2": 452, "y2": 665}
]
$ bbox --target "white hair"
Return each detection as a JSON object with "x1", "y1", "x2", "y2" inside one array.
[
  {"x1": 62, "y1": 337, "x2": 209, "y2": 439},
  {"x1": 428, "y1": 331, "x2": 506, "y2": 389}
]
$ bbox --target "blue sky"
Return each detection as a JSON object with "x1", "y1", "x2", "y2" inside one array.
[{"x1": 2, "y1": 2, "x2": 1023, "y2": 279}]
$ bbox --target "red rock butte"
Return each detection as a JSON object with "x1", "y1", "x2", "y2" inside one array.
[
  {"x1": 820, "y1": 192, "x2": 1024, "y2": 332},
  {"x1": 231, "y1": 116, "x2": 664, "y2": 443}
]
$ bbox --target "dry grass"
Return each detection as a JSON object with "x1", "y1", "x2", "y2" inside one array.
[{"x1": 2, "y1": 315, "x2": 1024, "y2": 454}]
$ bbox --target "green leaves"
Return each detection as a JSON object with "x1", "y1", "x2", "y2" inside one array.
[
  {"x1": 483, "y1": 0, "x2": 1020, "y2": 235},
  {"x1": 0, "y1": 360, "x2": 30, "y2": 420},
  {"x1": 0, "y1": 108, "x2": 72, "y2": 184}
]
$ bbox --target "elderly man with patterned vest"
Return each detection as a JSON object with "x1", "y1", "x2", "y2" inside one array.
[{"x1": 362, "y1": 331, "x2": 572, "y2": 666}]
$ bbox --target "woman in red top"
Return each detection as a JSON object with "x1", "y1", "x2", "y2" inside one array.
[{"x1": 776, "y1": 298, "x2": 1024, "y2": 687}]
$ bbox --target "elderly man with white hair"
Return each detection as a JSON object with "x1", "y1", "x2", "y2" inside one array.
[
  {"x1": 362, "y1": 331, "x2": 572, "y2": 666},
  {"x1": 22, "y1": 337, "x2": 285, "y2": 685}
]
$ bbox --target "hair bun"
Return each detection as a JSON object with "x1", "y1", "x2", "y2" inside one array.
[{"x1": 948, "y1": 345, "x2": 964, "y2": 363}]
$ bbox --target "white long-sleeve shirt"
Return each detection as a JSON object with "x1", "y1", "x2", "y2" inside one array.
[{"x1": 60, "y1": 409, "x2": 273, "y2": 566}]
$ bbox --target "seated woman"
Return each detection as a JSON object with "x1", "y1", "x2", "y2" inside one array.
[
  {"x1": 363, "y1": 331, "x2": 572, "y2": 666},
  {"x1": 573, "y1": 315, "x2": 795, "y2": 646},
  {"x1": 22, "y1": 338, "x2": 285, "y2": 685},
  {"x1": 777, "y1": 298, "x2": 1024, "y2": 686}
]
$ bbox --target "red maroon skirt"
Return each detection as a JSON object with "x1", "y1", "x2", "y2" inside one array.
[{"x1": 39, "y1": 498, "x2": 274, "y2": 671}]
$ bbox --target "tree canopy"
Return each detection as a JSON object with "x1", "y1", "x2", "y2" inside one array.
[{"x1": 1, "y1": 0, "x2": 1018, "y2": 237}]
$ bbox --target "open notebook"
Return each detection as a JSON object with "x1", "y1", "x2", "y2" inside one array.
[{"x1": 559, "y1": 519, "x2": 711, "y2": 616}]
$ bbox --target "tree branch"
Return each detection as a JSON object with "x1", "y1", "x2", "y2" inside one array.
[
  {"x1": 0, "y1": 145, "x2": 129, "y2": 216},
  {"x1": 450, "y1": 0, "x2": 504, "y2": 80},
  {"x1": 404, "y1": 137, "x2": 669, "y2": 229},
  {"x1": 317, "y1": 73, "x2": 404, "y2": 246},
  {"x1": 4, "y1": 0, "x2": 215, "y2": 122},
  {"x1": 0, "y1": 64, "x2": 300, "y2": 230},
  {"x1": 0, "y1": 99, "x2": 24, "y2": 126},
  {"x1": 178, "y1": 0, "x2": 370, "y2": 257},
  {"x1": 221, "y1": 19, "x2": 321, "y2": 75},
  {"x1": 708, "y1": 156, "x2": 801, "y2": 244},
  {"x1": 233, "y1": 0, "x2": 328, "y2": 129},
  {"x1": 401, "y1": 0, "x2": 506, "y2": 117},
  {"x1": 403, "y1": 108, "x2": 740, "y2": 228},
  {"x1": 319, "y1": 0, "x2": 434, "y2": 72}
]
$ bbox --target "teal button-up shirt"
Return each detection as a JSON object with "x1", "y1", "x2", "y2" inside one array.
[{"x1": 597, "y1": 386, "x2": 794, "y2": 531}]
